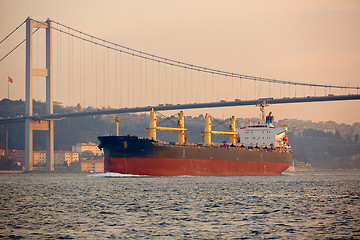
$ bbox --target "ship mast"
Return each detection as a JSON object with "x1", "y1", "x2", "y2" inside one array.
[
  {"x1": 115, "y1": 117, "x2": 122, "y2": 136},
  {"x1": 259, "y1": 101, "x2": 269, "y2": 124},
  {"x1": 229, "y1": 116, "x2": 236, "y2": 144},
  {"x1": 203, "y1": 114, "x2": 212, "y2": 145}
]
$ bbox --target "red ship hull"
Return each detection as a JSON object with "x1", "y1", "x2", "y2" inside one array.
[
  {"x1": 99, "y1": 136, "x2": 292, "y2": 176},
  {"x1": 105, "y1": 157, "x2": 291, "y2": 176}
]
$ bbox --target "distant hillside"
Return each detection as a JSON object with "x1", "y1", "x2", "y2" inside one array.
[{"x1": 0, "y1": 99, "x2": 359, "y2": 169}]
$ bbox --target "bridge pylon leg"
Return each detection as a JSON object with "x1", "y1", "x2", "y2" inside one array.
[
  {"x1": 46, "y1": 120, "x2": 54, "y2": 172},
  {"x1": 25, "y1": 119, "x2": 33, "y2": 172},
  {"x1": 25, "y1": 17, "x2": 54, "y2": 172}
]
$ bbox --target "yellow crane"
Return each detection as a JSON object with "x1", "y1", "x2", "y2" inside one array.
[
  {"x1": 202, "y1": 114, "x2": 238, "y2": 146},
  {"x1": 146, "y1": 108, "x2": 188, "y2": 144}
]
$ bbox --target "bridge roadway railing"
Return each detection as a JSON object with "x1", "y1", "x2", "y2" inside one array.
[{"x1": 1, "y1": 94, "x2": 360, "y2": 124}]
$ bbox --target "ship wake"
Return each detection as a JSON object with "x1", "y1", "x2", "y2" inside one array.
[{"x1": 86, "y1": 172, "x2": 147, "y2": 178}]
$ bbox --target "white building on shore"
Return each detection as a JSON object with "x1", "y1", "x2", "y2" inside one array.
[
  {"x1": 11, "y1": 150, "x2": 79, "y2": 166},
  {"x1": 72, "y1": 142, "x2": 103, "y2": 157}
]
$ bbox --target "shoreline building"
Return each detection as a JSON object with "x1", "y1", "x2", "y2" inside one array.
[
  {"x1": 10, "y1": 150, "x2": 79, "y2": 166},
  {"x1": 72, "y1": 142, "x2": 104, "y2": 158},
  {"x1": 81, "y1": 160, "x2": 104, "y2": 173},
  {"x1": 55, "y1": 151, "x2": 79, "y2": 166}
]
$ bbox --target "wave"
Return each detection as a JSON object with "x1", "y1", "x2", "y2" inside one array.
[{"x1": 86, "y1": 172, "x2": 145, "y2": 178}]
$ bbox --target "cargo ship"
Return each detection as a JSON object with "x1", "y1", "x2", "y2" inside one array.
[{"x1": 98, "y1": 102, "x2": 292, "y2": 176}]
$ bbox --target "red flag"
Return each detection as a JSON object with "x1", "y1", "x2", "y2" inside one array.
[{"x1": 8, "y1": 76, "x2": 13, "y2": 83}]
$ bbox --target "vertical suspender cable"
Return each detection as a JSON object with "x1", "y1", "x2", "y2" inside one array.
[
  {"x1": 107, "y1": 47, "x2": 110, "y2": 108},
  {"x1": 274, "y1": 80, "x2": 276, "y2": 99},
  {"x1": 95, "y1": 43, "x2": 97, "y2": 108},
  {"x1": 115, "y1": 48, "x2": 117, "y2": 108},
  {"x1": 58, "y1": 26, "x2": 61, "y2": 103},
  {"x1": 240, "y1": 76, "x2": 242, "y2": 100},
  {"x1": 56, "y1": 24, "x2": 58, "y2": 101},
  {"x1": 245, "y1": 77, "x2": 248, "y2": 100},
  {"x1": 197, "y1": 70, "x2": 200, "y2": 103},
  {"x1": 178, "y1": 67, "x2": 181, "y2": 104},
  {"x1": 158, "y1": 61, "x2": 160, "y2": 104},
  {"x1": 132, "y1": 54, "x2": 135, "y2": 107},
  {"x1": 164, "y1": 62, "x2": 167, "y2": 104},
  {"x1": 145, "y1": 58, "x2": 147, "y2": 107},
  {"x1": 71, "y1": 33, "x2": 74, "y2": 106},
  {"x1": 126, "y1": 55, "x2": 130, "y2": 107},
  {"x1": 68, "y1": 28, "x2": 70, "y2": 106},
  {"x1": 191, "y1": 69, "x2": 193, "y2": 103},
  {"x1": 79, "y1": 33, "x2": 82, "y2": 107},
  {"x1": 103, "y1": 45, "x2": 105, "y2": 107},
  {"x1": 139, "y1": 54, "x2": 142, "y2": 107},
  {"x1": 212, "y1": 73, "x2": 214, "y2": 102},
  {"x1": 259, "y1": 80, "x2": 261, "y2": 99},
  {"x1": 36, "y1": 28, "x2": 39, "y2": 102},
  {"x1": 303, "y1": 85, "x2": 305, "y2": 97},
  {"x1": 80, "y1": 34, "x2": 83, "y2": 107},
  {"x1": 254, "y1": 80, "x2": 256, "y2": 100},
  {"x1": 119, "y1": 50, "x2": 122, "y2": 107},
  {"x1": 152, "y1": 59, "x2": 155, "y2": 106},
  {"x1": 171, "y1": 65, "x2": 173, "y2": 104},
  {"x1": 184, "y1": 68, "x2": 187, "y2": 104},
  {"x1": 203, "y1": 70, "x2": 207, "y2": 102},
  {"x1": 232, "y1": 74, "x2": 234, "y2": 100},
  {"x1": 288, "y1": 82, "x2": 290, "y2": 97},
  {"x1": 91, "y1": 38, "x2": 93, "y2": 107},
  {"x1": 83, "y1": 38, "x2": 86, "y2": 108}
]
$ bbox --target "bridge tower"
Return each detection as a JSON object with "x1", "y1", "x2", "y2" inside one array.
[{"x1": 25, "y1": 17, "x2": 54, "y2": 172}]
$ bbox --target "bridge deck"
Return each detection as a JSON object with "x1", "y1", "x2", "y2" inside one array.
[{"x1": 1, "y1": 94, "x2": 360, "y2": 124}]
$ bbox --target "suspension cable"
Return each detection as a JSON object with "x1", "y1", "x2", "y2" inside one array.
[
  {"x1": 30, "y1": 18, "x2": 359, "y2": 91},
  {"x1": 0, "y1": 28, "x2": 40, "y2": 63},
  {"x1": 50, "y1": 22, "x2": 358, "y2": 90},
  {"x1": 0, "y1": 19, "x2": 26, "y2": 44}
]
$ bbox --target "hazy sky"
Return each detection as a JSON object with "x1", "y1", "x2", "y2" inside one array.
[{"x1": 0, "y1": 0, "x2": 359, "y2": 124}]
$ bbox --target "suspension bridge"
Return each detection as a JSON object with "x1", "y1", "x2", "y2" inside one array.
[{"x1": 1, "y1": 17, "x2": 359, "y2": 171}]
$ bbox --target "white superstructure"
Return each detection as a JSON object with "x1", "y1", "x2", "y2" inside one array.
[
  {"x1": 237, "y1": 101, "x2": 289, "y2": 149},
  {"x1": 238, "y1": 124, "x2": 287, "y2": 148}
]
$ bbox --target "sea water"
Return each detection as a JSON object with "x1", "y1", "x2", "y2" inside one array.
[{"x1": 0, "y1": 172, "x2": 359, "y2": 239}]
